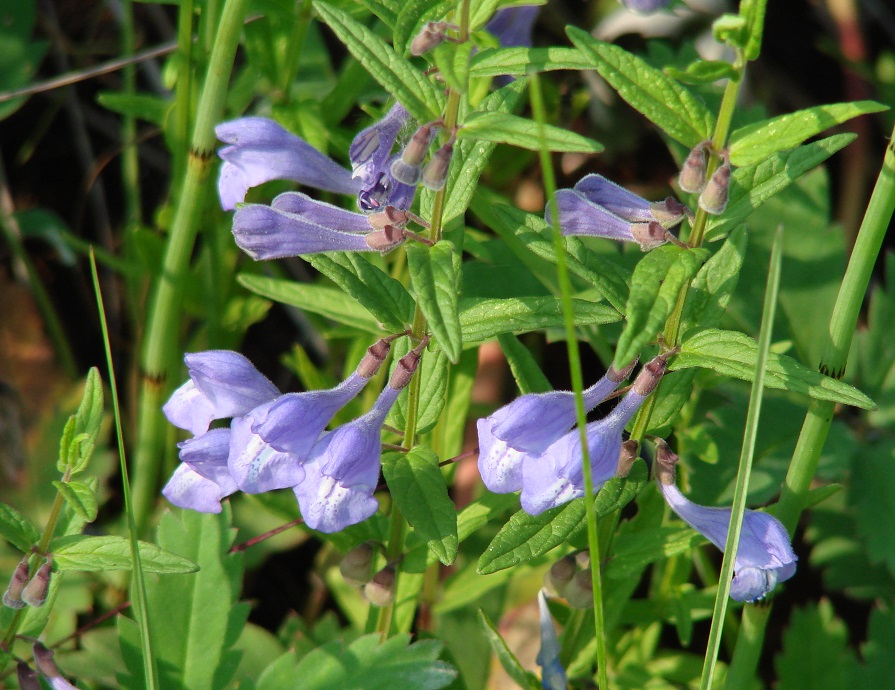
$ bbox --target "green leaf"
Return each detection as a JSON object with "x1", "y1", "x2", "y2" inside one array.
[
  {"x1": 664, "y1": 59, "x2": 738, "y2": 85},
  {"x1": 382, "y1": 447, "x2": 458, "y2": 565},
  {"x1": 681, "y1": 225, "x2": 748, "y2": 334},
  {"x1": 851, "y1": 445, "x2": 895, "y2": 577},
  {"x1": 0, "y1": 501, "x2": 40, "y2": 552},
  {"x1": 388, "y1": 342, "x2": 449, "y2": 435},
  {"x1": 358, "y1": 0, "x2": 400, "y2": 27},
  {"x1": 706, "y1": 134, "x2": 856, "y2": 240},
  {"x1": 479, "y1": 611, "x2": 540, "y2": 690},
  {"x1": 53, "y1": 480, "x2": 98, "y2": 522},
  {"x1": 0, "y1": 1, "x2": 48, "y2": 120},
  {"x1": 729, "y1": 101, "x2": 887, "y2": 167},
  {"x1": 739, "y1": 0, "x2": 768, "y2": 60},
  {"x1": 407, "y1": 241, "x2": 463, "y2": 363},
  {"x1": 488, "y1": 204, "x2": 630, "y2": 312},
  {"x1": 313, "y1": 2, "x2": 445, "y2": 122},
  {"x1": 460, "y1": 295, "x2": 620, "y2": 343},
  {"x1": 614, "y1": 246, "x2": 708, "y2": 368},
  {"x1": 604, "y1": 527, "x2": 704, "y2": 579},
  {"x1": 469, "y1": 46, "x2": 592, "y2": 78},
  {"x1": 393, "y1": 0, "x2": 453, "y2": 55},
  {"x1": 670, "y1": 328, "x2": 876, "y2": 409},
  {"x1": 97, "y1": 91, "x2": 171, "y2": 126},
  {"x1": 460, "y1": 112, "x2": 603, "y2": 153},
  {"x1": 567, "y1": 27, "x2": 715, "y2": 148},
  {"x1": 774, "y1": 600, "x2": 853, "y2": 690},
  {"x1": 433, "y1": 40, "x2": 473, "y2": 94},
  {"x1": 238, "y1": 274, "x2": 384, "y2": 334},
  {"x1": 51, "y1": 535, "x2": 199, "y2": 573},
  {"x1": 258, "y1": 634, "x2": 456, "y2": 690},
  {"x1": 442, "y1": 80, "x2": 526, "y2": 225},
  {"x1": 497, "y1": 333, "x2": 552, "y2": 394},
  {"x1": 307, "y1": 253, "x2": 414, "y2": 332},
  {"x1": 846, "y1": 608, "x2": 895, "y2": 688},
  {"x1": 477, "y1": 462, "x2": 647, "y2": 575},
  {"x1": 75, "y1": 367, "x2": 104, "y2": 442}
]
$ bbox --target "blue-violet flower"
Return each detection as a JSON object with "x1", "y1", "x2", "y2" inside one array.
[
  {"x1": 537, "y1": 589, "x2": 568, "y2": 690},
  {"x1": 655, "y1": 441, "x2": 797, "y2": 602}
]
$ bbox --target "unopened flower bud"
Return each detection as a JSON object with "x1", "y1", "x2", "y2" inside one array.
[
  {"x1": 616, "y1": 439, "x2": 640, "y2": 477},
  {"x1": 698, "y1": 155, "x2": 731, "y2": 215},
  {"x1": 608, "y1": 358, "x2": 638, "y2": 383},
  {"x1": 364, "y1": 564, "x2": 396, "y2": 606},
  {"x1": 564, "y1": 570, "x2": 595, "y2": 609},
  {"x1": 654, "y1": 439, "x2": 678, "y2": 486},
  {"x1": 421, "y1": 141, "x2": 453, "y2": 191},
  {"x1": 544, "y1": 555, "x2": 577, "y2": 597},
  {"x1": 632, "y1": 352, "x2": 670, "y2": 397},
  {"x1": 367, "y1": 205, "x2": 412, "y2": 230},
  {"x1": 678, "y1": 142, "x2": 708, "y2": 194},
  {"x1": 32, "y1": 643, "x2": 61, "y2": 678},
  {"x1": 390, "y1": 125, "x2": 435, "y2": 185},
  {"x1": 389, "y1": 340, "x2": 426, "y2": 390},
  {"x1": 3, "y1": 555, "x2": 31, "y2": 609},
  {"x1": 630, "y1": 221, "x2": 670, "y2": 251},
  {"x1": 17, "y1": 662, "x2": 41, "y2": 690},
  {"x1": 339, "y1": 542, "x2": 375, "y2": 586},
  {"x1": 21, "y1": 559, "x2": 52, "y2": 608},
  {"x1": 365, "y1": 224, "x2": 407, "y2": 253},
  {"x1": 410, "y1": 21, "x2": 452, "y2": 56},
  {"x1": 357, "y1": 339, "x2": 392, "y2": 378},
  {"x1": 649, "y1": 198, "x2": 690, "y2": 228}
]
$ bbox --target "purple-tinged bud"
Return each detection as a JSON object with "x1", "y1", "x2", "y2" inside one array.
[
  {"x1": 357, "y1": 338, "x2": 393, "y2": 378},
  {"x1": 564, "y1": 570, "x2": 594, "y2": 609},
  {"x1": 18, "y1": 662, "x2": 41, "y2": 690},
  {"x1": 3, "y1": 555, "x2": 30, "y2": 609},
  {"x1": 699, "y1": 154, "x2": 731, "y2": 215},
  {"x1": 391, "y1": 125, "x2": 435, "y2": 185},
  {"x1": 608, "y1": 358, "x2": 638, "y2": 383},
  {"x1": 631, "y1": 221, "x2": 671, "y2": 251},
  {"x1": 421, "y1": 141, "x2": 453, "y2": 191},
  {"x1": 366, "y1": 205, "x2": 413, "y2": 230},
  {"x1": 33, "y1": 643, "x2": 61, "y2": 678},
  {"x1": 339, "y1": 542, "x2": 376, "y2": 586},
  {"x1": 364, "y1": 224, "x2": 407, "y2": 253},
  {"x1": 679, "y1": 142, "x2": 709, "y2": 194},
  {"x1": 632, "y1": 352, "x2": 670, "y2": 397},
  {"x1": 616, "y1": 439, "x2": 640, "y2": 477},
  {"x1": 650, "y1": 198, "x2": 692, "y2": 227},
  {"x1": 389, "y1": 340, "x2": 427, "y2": 390},
  {"x1": 410, "y1": 21, "x2": 454, "y2": 56},
  {"x1": 544, "y1": 555, "x2": 577, "y2": 597},
  {"x1": 654, "y1": 438, "x2": 677, "y2": 486},
  {"x1": 22, "y1": 559, "x2": 52, "y2": 608},
  {"x1": 364, "y1": 564, "x2": 396, "y2": 606}
]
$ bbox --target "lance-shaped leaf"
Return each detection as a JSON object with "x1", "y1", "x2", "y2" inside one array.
[
  {"x1": 53, "y1": 481, "x2": 98, "y2": 522},
  {"x1": 382, "y1": 447, "x2": 458, "y2": 565},
  {"x1": 469, "y1": 46, "x2": 592, "y2": 78},
  {"x1": 50, "y1": 535, "x2": 199, "y2": 573},
  {"x1": 407, "y1": 241, "x2": 463, "y2": 363},
  {"x1": 479, "y1": 611, "x2": 541, "y2": 690},
  {"x1": 615, "y1": 246, "x2": 708, "y2": 368},
  {"x1": 706, "y1": 133, "x2": 856, "y2": 240},
  {"x1": 670, "y1": 328, "x2": 876, "y2": 409},
  {"x1": 681, "y1": 225, "x2": 748, "y2": 334},
  {"x1": 0, "y1": 502, "x2": 41, "y2": 552},
  {"x1": 729, "y1": 101, "x2": 886, "y2": 167},
  {"x1": 314, "y1": 2, "x2": 445, "y2": 122},
  {"x1": 604, "y1": 527, "x2": 704, "y2": 579},
  {"x1": 388, "y1": 341, "x2": 449, "y2": 435},
  {"x1": 568, "y1": 27, "x2": 715, "y2": 148},
  {"x1": 460, "y1": 112, "x2": 603, "y2": 153}
]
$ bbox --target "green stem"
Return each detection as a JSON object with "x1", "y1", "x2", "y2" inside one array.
[
  {"x1": 121, "y1": 0, "x2": 141, "y2": 226},
  {"x1": 531, "y1": 72, "x2": 609, "y2": 689},
  {"x1": 699, "y1": 229, "x2": 783, "y2": 690},
  {"x1": 132, "y1": 0, "x2": 248, "y2": 533},
  {"x1": 279, "y1": 0, "x2": 314, "y2": 98},
  {"x1": 173, "y1": 0, "x2": 195, "y2": 185},
  {"x1": 724, "y1": 122, "x2": 895, "y2": 690}
]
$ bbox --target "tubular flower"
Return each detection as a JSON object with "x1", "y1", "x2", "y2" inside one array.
[
  {"x1": 216, "y1": 117, "x2": 360, "y2": 211},
  {"x1": 655, "y1": 441, "x2": 797, "y2": 602},
  {"x1": 477, "y1": 361, "x2": 636, "y2": 493},
  {"x1": 486, "y1": 5, "x2": 540, "y2": 48},
  {"x1": 350, "y1": 103, "x2": 411, "y2": 187},
  {"x1": 536, "y1": 589, "x2": 568, "y2": 690},
  {"x1": 519, "y1": 354, "x2": 667, "y2": 515},
  {"x1": 547, "y1": 174, "x2": 689, "y2": 250},
  {"x1": 162, "y1": 429, "x2": 237, "y2": 513},
  {"x1": 293, "y1": 345, "x2": 423, "y2": 533}
]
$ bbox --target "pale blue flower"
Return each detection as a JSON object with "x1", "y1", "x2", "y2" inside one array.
[
  {"x1": 162, "y1": 429, "x2": 236, "y2": 513},
  {"x1": 486, "y1": 5, "x2": 540, "y2": 48},
  {"x1": 537, "y1": 589, "x2": 568, "y2": 690}
]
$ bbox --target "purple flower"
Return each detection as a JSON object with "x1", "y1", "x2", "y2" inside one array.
[
  {"x1": 478, "y1": 363, "x2": 635, "y2": 493},
  {"x1": 547, "y1": 174, "x2": 688, "y2": 250},
  {"x1": 293, "y1": 384, "x2": 401, "y2": 533},
  {"x1": 518, "y1": 354, "x2": 667, "y2": 515},
  {"x1": 537, "y1": 589, "x2": 568, "y2": 690},
  {"x1": 350, "y1": 103, "x2": 411, "y2": 187},
  {"x1": 486, "y1": 6, "x2": 540, "y2": 48},
  {"x1": 216, "y1": 117, "x2": 361, "y2": 211},
  {"x1": 163, "y1": 350, "x2": 280, "y2": 436},
  {"x1": 232, "y1": 192, "x2": 377, "y2": 259},
  {"x1": 162, "y1": 429, "x2": 237, "y2": 513},
  {"x1": 655, "y1": 442, "x2": 797, "y2": 602},
  {"x1": 228, "y1": 371, "x2": 372, "y2": 493},
  {"x1": 621, "y1": 0, "x2": 672, "y2": 13}
]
